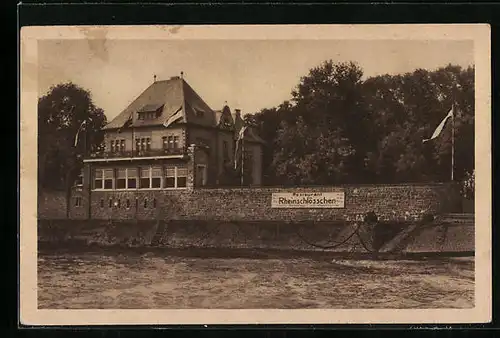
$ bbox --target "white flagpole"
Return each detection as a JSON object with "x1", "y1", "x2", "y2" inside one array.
[
  {"x1": 451, "y1": 103, "x2": 455, "y2": 181},
  {"x1": 241, "y1": 136, "x2": 244, "y2": 186}
]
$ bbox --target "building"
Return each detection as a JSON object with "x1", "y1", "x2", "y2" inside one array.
[{"x1": 69, "y1": 75, "x2": 264, "y2": 219}]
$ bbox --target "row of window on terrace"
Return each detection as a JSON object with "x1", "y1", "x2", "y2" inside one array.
[
  {"x1": 109, "y1": 136, "x2": 181, "y2": 153},
  {"x1": 93, "y1": 166, "x2": 189, "y2": 190}
]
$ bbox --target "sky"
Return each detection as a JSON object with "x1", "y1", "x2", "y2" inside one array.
[{"x1": 38, "y1": 39, "x2": 474, "y2": 121}]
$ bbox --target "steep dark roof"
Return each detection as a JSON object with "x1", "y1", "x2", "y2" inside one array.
[
  {"x1": 104, "y1": 76, "x2": 217, "y2": 130},
  {"x1": 216, "y1": 105, "x2": 235, "y2": 130},
  {"x1": 243, "y1": 127, "x2": 266, "y2": 144}
]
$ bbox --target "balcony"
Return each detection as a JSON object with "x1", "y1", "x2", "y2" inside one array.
[{"x1": 86, "y1": 148, "x2": 188, "y2": 162}]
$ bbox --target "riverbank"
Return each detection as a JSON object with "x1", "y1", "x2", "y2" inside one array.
[{"x1": 38, "y1": 216, "x2": 474, "y2": 255}]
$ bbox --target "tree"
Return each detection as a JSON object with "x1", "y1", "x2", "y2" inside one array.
[
  {"x1": 363, "y1": 65, "x2": 474, "y2": 183},
  {"x1": 272, "y1": 116, "x2": 355, "y2": 185},
  {"x1": 38, "y1": 83, "x2": 107, "y2": 191},
  {"x1": 251, "y1": 60, "x2": 474, "y2": 186},
  {"x1": 270, "y1": 61, "x2": 369, "y2": 185}
]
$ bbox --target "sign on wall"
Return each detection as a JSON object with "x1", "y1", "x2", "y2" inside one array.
[{"x1": 271, "y1": 191, "x2": 345, "y2": 208}]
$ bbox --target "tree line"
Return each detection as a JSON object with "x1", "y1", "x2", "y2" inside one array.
[{"x1": 244, "y1": 61, "x2": 474, "y2": 188}]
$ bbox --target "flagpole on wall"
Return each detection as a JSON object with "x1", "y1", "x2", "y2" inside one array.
[{"x1": 241, "y1": 136, "x2": 244, "y2": 186}]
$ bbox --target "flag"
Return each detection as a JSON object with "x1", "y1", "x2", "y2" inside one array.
[
  {"x1": 234, "y1": 126, "x2": 247, "y2": 169},
  {"x1": 74, "y1": 120, "x2": 87, "y2": 147},
  {"x1": 423, "y1": 107, "x2": 453, "y2": 143},
  {"x1": 163, "y1": 107, "x2": 183, "y2": 128},
  {"x1": 117, "y1": 113, "x2": 133, "y2": 133},
  {"x1": 73, "y1": 116, "x2": 93, "y2": 147}
]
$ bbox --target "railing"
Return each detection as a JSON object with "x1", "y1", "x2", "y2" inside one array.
[{"x1": 87, "y1": 148, "x2": 187, "y2": 159}]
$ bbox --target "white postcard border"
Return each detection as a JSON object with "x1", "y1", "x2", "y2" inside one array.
[{"x1": 20, "y1": 24, "x2": 491, "y2": 325}]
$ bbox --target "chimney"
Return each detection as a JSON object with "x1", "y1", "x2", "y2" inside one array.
[
  {"x1": 232, "y1": 108, "x2": 244, "y2": 136},
  {"x1": 231, "y1": 108, "x2": 241, "y2": 122}
]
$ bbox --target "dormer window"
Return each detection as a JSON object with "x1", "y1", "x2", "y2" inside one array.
[
  {"x1": 137, "y1": 103, "x2": 164, "y2": 120},
  {"x1": 220, "y1": 116, "x2": 233, "y2": 129}
]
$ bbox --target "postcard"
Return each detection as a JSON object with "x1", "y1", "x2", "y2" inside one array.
[{"x1": 20, "y1": 24, "x2": 491, "y2": 325}]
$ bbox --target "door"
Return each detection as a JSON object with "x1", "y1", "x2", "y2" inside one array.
[{"x1": 196, "y1": 164, "x2": 207, "y2": 186}]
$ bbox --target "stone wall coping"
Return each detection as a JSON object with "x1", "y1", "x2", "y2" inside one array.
[{"x1": 193, "y1": 182, "x2": 457, "y2": 191}]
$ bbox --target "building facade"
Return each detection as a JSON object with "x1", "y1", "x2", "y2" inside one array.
[{"x1": 69, "y1": 75, "x2": 264, "y2": 219}]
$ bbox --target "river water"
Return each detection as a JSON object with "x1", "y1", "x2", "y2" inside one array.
[{"x1": 38, "y1": 249, "x2": 474, "y2": 309}]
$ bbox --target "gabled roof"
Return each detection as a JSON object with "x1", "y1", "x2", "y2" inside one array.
[{"x1": 104, "y1": 76, "x2": 217, "y2": 130}]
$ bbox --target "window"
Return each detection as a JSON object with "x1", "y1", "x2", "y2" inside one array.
[
  {"x1": 100, "y1": 199, "x2": 104, "y2": 208},
  {"x1": 127, "y1": 168, "x2": 137, "y2": 189},
  {"x1": 151, "y1": 167, "x2": 162, "y2": 188},
  {"x1": 74, "y1": 196, "x2": 82, "y2": 207},
  {"x1": 164, "y1": 166, "x2": 187, "y2": 188},
  {"x1": 140, "y1": 167, "x2": 151, "y2": 189},
  {"x1": 126, "y1": 199, "x2": 130, "y2": 209},
  {"x1": 94, "y1": 169, "x2": 104, "y2": 189},
  {"x1": 108, "y1": 198, "x2": 112, "y2": 208},
  {"x1": 138, "y1": 166, "x2": 162, "y2": 189},
  {"x1": 116, "y1": 169, "x2": 126, "y2": 189},
  {"x1": 138, "y1": 111, "x2": 159, "y2": 120},
  {"x1": 114, "y1": 168, "x2": 139, "y2": 190},
  {"x1": 163, "y1": 135, "x2": 180, "y2": 150},
  {"x1": 137, "y1": 137, "x2": 151, "y2": 152},
  {"x1": 104, "y1": 169, "x2": 114, "y2": 189},
  {"x1": 92, "y1": 166, "x2": 183, "y2": 190},
  {"x1": 177, "y1": 167, "x2": 187, "y2": 187},
  {"x1": 110, "y1": 139, "x2": 125, "y2": 152},
  {"x1": 164, "y1": 167, "x2": 176, "y2": 188}
]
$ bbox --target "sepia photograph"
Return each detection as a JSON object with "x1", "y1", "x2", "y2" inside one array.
[{"x1": 20, "y1": 24, "x2": 491, "y2": 325}]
